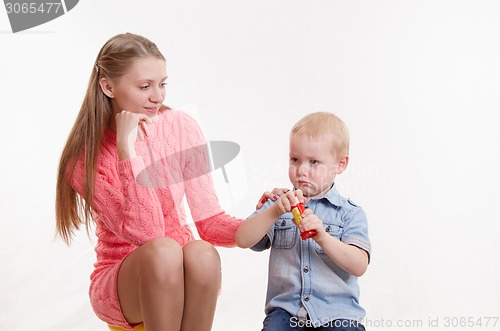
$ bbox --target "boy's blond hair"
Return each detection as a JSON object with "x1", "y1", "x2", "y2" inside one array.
[{"x1": 290, "y1": 112, "x2": 350, "y2": 158}]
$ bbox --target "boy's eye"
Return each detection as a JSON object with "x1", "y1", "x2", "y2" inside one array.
[
  {"x1": 310, "y1": 160, "x2": 319, "y2": 165},
  {"x1": 161, "y1": 82, "x2": 167, "y2": 87},
  {"x1": 140, "y1": 85, "x2": 150, "y2": 89},
  {"x1": 290, "y1": 158, "x2": 298, "y2": 163}
]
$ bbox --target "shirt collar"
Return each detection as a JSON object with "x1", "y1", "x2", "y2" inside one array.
[{"x1": 300, "y1": 184, "x2": 343, "y2": 207}]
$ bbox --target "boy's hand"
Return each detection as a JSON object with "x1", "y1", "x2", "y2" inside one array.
[
  {"x1": 294, "y1": 189, "x2": 306, "y2": 205},
  {"x1": 272, "y1": 190, "x2": 304, "y2": 215},
  {"x1": 256, "y1": 188, "x2": 306, "y2": 210},
  {"x1": 270, "y1": 189, "x2": 307, "y2": 221},
  {"x1": 273, "y1": 190, "x2": 293, "y2": 214},
  {"x1": 296, "y1": 208, "x2": 326, "y2": 241}
]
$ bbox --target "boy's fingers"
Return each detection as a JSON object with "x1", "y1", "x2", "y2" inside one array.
[
  {"x1": 271, "y1": 187, "x2": 289, "y2": 196},
  {"x1": 301, "y1": 208, "x2": 313, "y2": 217},
  {"x1": 295, "y1": 189, "x2": 306, "y2": 203},
  {"x1": 285, "y1": 190, "x2": 298, "y2": 205},
  {"x1": 281, "y1": 195, "x2": 292, "y2": 211}
]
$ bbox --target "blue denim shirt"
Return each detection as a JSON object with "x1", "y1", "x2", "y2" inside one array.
[{"x1": 249, "y1": 185, "x2": 371, "y2": 326}]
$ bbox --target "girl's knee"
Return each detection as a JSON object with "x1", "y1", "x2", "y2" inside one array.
[
  {"x1": 139, "y1": 237, "x2": 184, "y2": 279},
  {"x1": 146, "y1": 236, "x2": 182, "y2": 251},
  {"x1": 184, "y1": 241, "x2": 220, "y2": 266},
  {"x1": 183, "y1": 241, "x2": 221, "y2": 282}
]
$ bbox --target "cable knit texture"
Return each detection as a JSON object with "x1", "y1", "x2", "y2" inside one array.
[{"x1": 70, "y1": 109, "x2": 243, "y2": 328}]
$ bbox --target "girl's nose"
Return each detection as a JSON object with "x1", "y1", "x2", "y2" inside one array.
[{"x1": 150, "y1": 87, "x2": 164, "y2": 103}]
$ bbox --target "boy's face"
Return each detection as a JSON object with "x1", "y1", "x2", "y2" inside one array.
[{"x1": 288, "y1": 134, "x2": 347, "y2": 199}]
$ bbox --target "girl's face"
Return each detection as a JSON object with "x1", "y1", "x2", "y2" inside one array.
[
  {"x1": 103, "y1": 56, "x2": 167, "y2": 120},
  {"x1": 288, "y1": 133, "x2": 346, "y2": 199}
]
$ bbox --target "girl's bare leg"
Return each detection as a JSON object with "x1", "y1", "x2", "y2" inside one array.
[
  {"x1": 181, "y1": 240, "x2": 221, "y2": 331},
  {"x1": 117, "y1": 236, "x2": 185, "y2": 331}
]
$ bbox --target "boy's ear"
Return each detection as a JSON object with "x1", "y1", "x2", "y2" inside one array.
[
  {"x1": 99, "y1": 77, "x2": 115, "y2": 98},
  {"x1": 336, "y1": 155, "x2": 349, "y2": 175}
]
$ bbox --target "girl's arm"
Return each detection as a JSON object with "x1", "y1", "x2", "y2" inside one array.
[
  {"x1": 194, "y1": 213, "x2": 243, "y2": 247},
  {"x1": 71, "y1": 111, "x2": 165, "y2": 246},
  {"x1": 71, "y1": 155, "x2": 165, "y2": 246},
  {"x1": 115, "y1": 110, "x2": 153, "y2": 160},
  {"x1": 194, "y1": 191, "x2": 287, "y2": 247},
  {"x1": 177, "y1": 112, "x2": 245, "y2": 246}
]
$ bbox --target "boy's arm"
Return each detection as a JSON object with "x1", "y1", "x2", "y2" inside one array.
[
  {"x1": 315, "y1": 233, "x2": 369, "y2": 277},
  {"x1": 299, "y1": 208, "x2": 369, "y2": 277},
  {"x1": 235, "y1": 204, "x2": 282, "y2": 248},
  {"x1": 237, "y1": 190, "x2": 305, "y2": 248}
]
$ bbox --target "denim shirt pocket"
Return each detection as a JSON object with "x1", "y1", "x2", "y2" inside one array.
[
  {"x1": 272, "y1": 217, "x2": 297, "y2": 249},
  {"x1": 315, "y1": 220, "x2": 343, "y2": 254}
]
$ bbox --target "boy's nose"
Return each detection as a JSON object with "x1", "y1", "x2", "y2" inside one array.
[{"x1": 297, "y1": 163, "x2": 308, "y2": 176}]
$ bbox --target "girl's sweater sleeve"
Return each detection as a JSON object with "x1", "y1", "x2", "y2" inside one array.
[
  {"x1": 178, "y1": 112, "x2": 243, "y2": 247},
  {"x1": 71, "y1": 154, "x2": 165, "y2": 246},
  {"x1": 195, "y1": 213, "x2": 243, "y2": 247}
]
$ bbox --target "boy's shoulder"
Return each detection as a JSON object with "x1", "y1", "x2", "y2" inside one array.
[
  {"x1": 324, "y1": 186, "x2": 362, "y2": 210},
  {"x1": 323, "y1": 190, "x2": 367, "y2": 225},
  {"x1": 346, "y1": 197, "x2": 360, "y2": 208}
]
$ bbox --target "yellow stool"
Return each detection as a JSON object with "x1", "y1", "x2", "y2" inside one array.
[{"x1": 108, "y1": 323, "x2": 145, "y2": 331}]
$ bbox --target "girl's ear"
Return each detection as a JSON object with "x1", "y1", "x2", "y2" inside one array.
[
  {"x1": 99, "y1": 77, "x2": 114, "y2": 98},
  {"x1": 336, "y1": 155, "x2": 349, "y2": 175}
]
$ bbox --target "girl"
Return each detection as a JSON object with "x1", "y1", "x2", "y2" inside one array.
[{"x1": 55, "y1": 33, "x2": 270, "y2": 331}]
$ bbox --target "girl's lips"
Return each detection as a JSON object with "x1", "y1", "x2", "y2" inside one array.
[{"x1": 144, "y1": 107, "x2": 159, "y2": 114}]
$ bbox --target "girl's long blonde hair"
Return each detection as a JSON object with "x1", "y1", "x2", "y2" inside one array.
[{"x1": 56, "y1": 33, "x2": 167, "y2": 244}]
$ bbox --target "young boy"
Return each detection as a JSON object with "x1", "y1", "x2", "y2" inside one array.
[{"x1": 236, "y1": 112, "x2": 371, "y2": 331}]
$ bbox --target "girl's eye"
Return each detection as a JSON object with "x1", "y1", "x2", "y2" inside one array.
[
  {"x1": 140, "y1": 85, "x2": 150, "y2": 89},
  {"x1": 161, "y1": 82, "x2": 167, "y2": 87},
  {"x1": 290, "y1": 158, "x2": 298, "y2": 163},
  {"x1": 310, "y1": 160, "x2": 319, "y2": 165}
]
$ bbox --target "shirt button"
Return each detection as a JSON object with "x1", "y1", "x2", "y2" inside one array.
[
  {"x1": 304, "y1": 296, "x2": 310, "y2": 302},
  {"x1": 303, "y1": 266, "x2": 309, "y2": 273},
  {"x1": 281, "y1": 220, "x2": 287, "y2": 226}
]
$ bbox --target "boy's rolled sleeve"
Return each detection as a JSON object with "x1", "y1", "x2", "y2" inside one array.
[{"x1": 342, "y1": 206, "x2": 371, "y2": 262}]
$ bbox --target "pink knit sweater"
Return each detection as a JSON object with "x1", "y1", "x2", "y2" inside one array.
[{"x1": 70, "y1": 109, "x2": 243, "y2": 279}]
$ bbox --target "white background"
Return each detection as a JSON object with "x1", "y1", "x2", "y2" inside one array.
[{"x1": 1, "y1": 1, "x2": 500, "y2": 330}]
